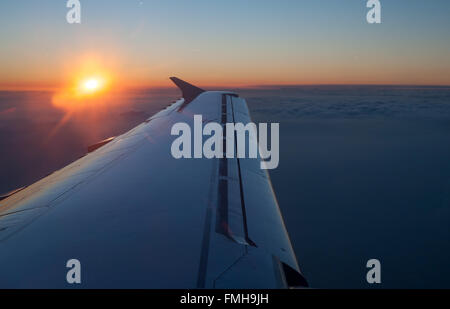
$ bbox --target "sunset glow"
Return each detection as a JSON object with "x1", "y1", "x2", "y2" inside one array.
[
  {"x1": 1, "y1": 1, "x2": 450, "y2": 89},
  {"x1": 51, "y1": 64, "x2": 115, "y2": 112}
]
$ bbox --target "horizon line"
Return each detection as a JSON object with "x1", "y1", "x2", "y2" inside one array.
[{"x1": 1, "y1": 83, "x2": 450, "y2": 92}]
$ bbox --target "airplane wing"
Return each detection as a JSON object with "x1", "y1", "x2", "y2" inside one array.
[{"x1": 0, "y1": 78, "x2": 307, "y2": 288}]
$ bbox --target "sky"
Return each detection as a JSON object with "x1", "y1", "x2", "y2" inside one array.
[{"x1": 0, "y1": 0, "x2": 450, "y2": 89}]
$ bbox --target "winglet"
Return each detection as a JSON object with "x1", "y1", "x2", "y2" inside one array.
[{"x1": 170, "y1": 77, "x2": 205, "y2": 105}]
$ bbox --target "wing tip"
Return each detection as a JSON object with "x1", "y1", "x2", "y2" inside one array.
[{"x1": 169, "y1": 77, "x2": 205, "y2": 105}]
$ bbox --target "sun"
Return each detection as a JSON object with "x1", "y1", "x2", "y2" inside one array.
[
  {"x1": 80, "y1": 77, "x2": 104, "y2": 94},
  {"x1": 84, "y1": 79, "x2": 100, "y2": 91},
  {"x1": 52, "y1": 58, "x2": 116, "y2": 111},
  {"x1": 76, "y1": 74, "x2": 109, "y2": 96}
]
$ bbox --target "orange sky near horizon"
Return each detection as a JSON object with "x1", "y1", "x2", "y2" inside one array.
[
  {"x1": 2, "y1": 48, "x2": 449, "y2": 91},
  {"x1": 1, "y1": 35, "x2": 450, "y2": 91}
]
